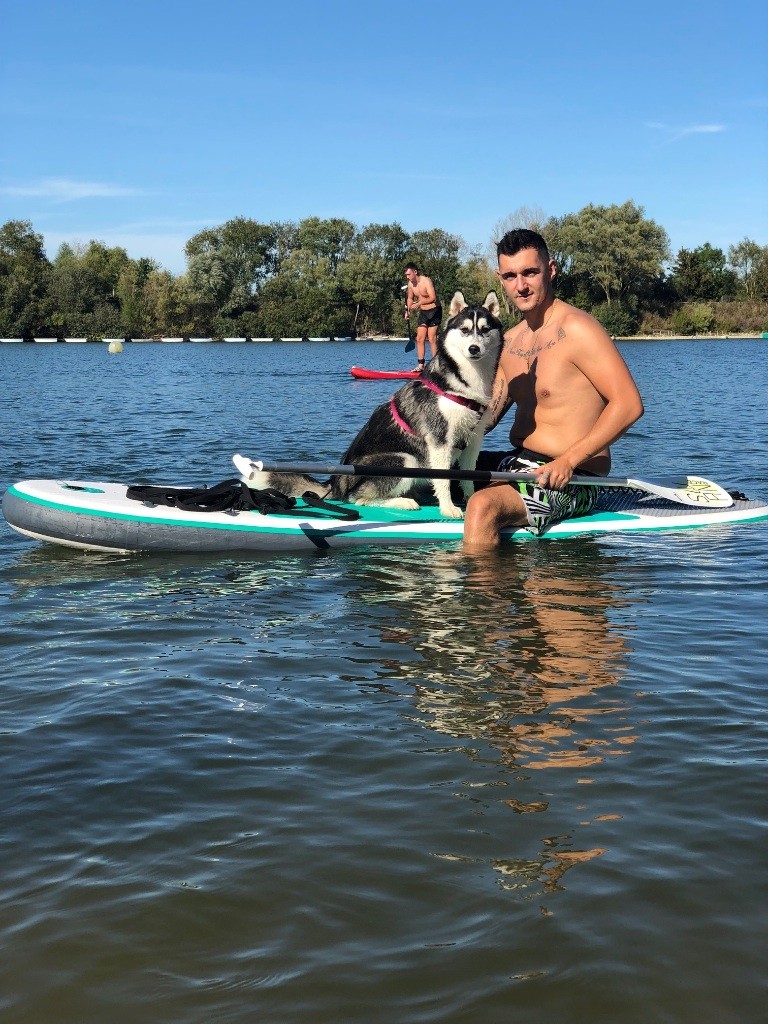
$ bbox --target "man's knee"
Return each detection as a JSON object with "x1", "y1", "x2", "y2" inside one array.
[{"x1": 465, "y1": 485, "x2": 526, "y2": 530}]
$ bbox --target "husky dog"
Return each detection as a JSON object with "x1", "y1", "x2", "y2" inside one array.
[{"x1": 247, "y1": 291, "x2": 504, "y2": 518}]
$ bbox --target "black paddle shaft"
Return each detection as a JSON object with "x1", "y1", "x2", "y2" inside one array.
[{"x1": 256, "y1": 461, "x2": 605, "y2": 488}]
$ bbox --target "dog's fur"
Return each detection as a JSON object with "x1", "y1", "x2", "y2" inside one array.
[{"x1": 249, "y1": 291, "x2": 504, "y2": 518}]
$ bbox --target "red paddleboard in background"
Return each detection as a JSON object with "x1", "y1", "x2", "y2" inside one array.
[{"x1": 350, "y1": 366, "x2": 420, "y2": 380}]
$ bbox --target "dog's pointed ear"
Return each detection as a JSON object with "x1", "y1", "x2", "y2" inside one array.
[
  {"x1": 449, "y1": 291, "x2": 467, "y2": 316},
  {"x1": 483, "y1": 291, "x2": 501, "y2": 318}
]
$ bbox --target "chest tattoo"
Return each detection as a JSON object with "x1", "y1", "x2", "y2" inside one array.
[{"x1": 508, "y1": 326, "x2": 566, "y2": 363}]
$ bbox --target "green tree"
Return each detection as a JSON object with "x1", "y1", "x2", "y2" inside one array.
[
  {"x1": 295, "y1": 217, "x2": 356, "y2": 273},
  {"x1": 47, "y1": 259, "x2": 109, "y2": 336},
  {"x1": 0, "y1": 219, "x2": 52, "y2": 336},
  {"x1": 258, "y1": 250, "x2": 346, "y2": 337},
  {"x1": 670, "y1": 302, "x2": 715, "y2": 336},
  {"x1": 337, "y1": 222, "x2": 410, "y2": 334},
  {"x1": 669, "y1": 244, "x2": 737, "y2": 301},
  {"x1": 728, "y1": 238, "x2": 768, "y2": 300},
  {"x1": 337, "y1": 252, "x2": 387, "y2": 334},
  {"x1": 115, "y1": 257, "x2": 160, "y2": 336},
  {"x1": 185, "y1": 217, "x2": 278, "y2": 325},
  {"x1": 48, "y1": 240, "x2": 130, "y2": 335},
  {"x1": 592, "y1": 302, "x2": 639, "y2": 337},
  {"x1": 558, "y1": 201, "x2": 670, "y2": 307},
  {"x1": 141, "y1": 270, "x2": 193, "y2": 336},
  {"x1": 80, "y1": 240, "x2": 130, "y2": 298}
]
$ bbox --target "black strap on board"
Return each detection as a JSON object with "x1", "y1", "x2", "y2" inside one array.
[{"x1": 126, "y1": 478, "x2": 360, "y2": 520}]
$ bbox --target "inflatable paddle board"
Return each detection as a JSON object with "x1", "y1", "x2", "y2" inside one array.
[
  {"x1": 4, "y1": 478, "x2": 768, "y2": 554},
  {"x1": 350, "y1": 366, "x2": 420, "y2": 380}
]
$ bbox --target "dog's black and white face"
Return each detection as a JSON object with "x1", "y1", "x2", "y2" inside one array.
[{"x1": 441, "y1": 291, "x2": 503, "y2": 361}]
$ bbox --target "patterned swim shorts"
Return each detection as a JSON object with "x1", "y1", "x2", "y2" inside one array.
[{"x1": 485, "y1": 447, "x2": 601, "y2": 536}]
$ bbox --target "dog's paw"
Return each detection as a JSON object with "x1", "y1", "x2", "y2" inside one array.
[
  {"x1": 383, "y1": 497, "x2": 421, "y2": 510},
  {"x1": 439, "y1": 503, "x2": 465, "y2": 519}
]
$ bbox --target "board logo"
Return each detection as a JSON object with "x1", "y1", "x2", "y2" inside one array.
[{"x1": 684, "y1": 477, "x2": 728, "y2": 505}]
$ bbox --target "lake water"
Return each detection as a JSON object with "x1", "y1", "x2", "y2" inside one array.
[{"x1": 1, "y1": 340, "x2": 767, "y2": 1023}]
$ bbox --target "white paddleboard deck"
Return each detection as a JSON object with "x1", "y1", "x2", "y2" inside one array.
[{"x1": 4, "y1": 478, "x2": 768, "y2": 554}]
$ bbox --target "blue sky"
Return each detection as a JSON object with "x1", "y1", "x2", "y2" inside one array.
[{"x1": 1, "y1": 0, "x2": 766, "y2": 274}]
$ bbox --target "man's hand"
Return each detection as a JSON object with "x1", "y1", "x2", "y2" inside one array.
[{"x1": 533, "y1": 455, "x2": 576, "y2": 490}]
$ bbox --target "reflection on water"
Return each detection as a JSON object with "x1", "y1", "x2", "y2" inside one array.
[
  {"x1": 352, "y1": 542, "x2": 638, "y2": 770},
  {"x1": 345, "y1": 540, "x2": 643, "y2": 898}
]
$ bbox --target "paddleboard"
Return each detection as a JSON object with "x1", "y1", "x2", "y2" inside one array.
[
  {"x1": 350, "y1": 366, "x2": 420, "y2": 380},
  {"x1": 4, "y1": 478, "x2": 768, "y2": 554}
]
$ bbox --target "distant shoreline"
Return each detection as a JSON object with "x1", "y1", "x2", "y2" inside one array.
[
  {"x1": 2, "y1": 333, "x2": 765, "y2": 345},
  {"x1": 614, "y1": 333, "x2": 766, "y2": 341},
  {"x1": 362, "y1": 333, "x2": 766, "y2": 343}
]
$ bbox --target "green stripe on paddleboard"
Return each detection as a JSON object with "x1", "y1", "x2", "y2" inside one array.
[
  {"x1": 5, "y1": 484, "x2": 467, "y2": 537},
  {"x1": 9, "y1": 484, "x2": 767, "y2": 542}
]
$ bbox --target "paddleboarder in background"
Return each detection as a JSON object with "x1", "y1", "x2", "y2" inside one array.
[
  {"x1": 404, "y1": 262, "x2": 441, "y2": 372},
  {"x1": 463, "y1": 229, "x2": 644, "y2": 550}
]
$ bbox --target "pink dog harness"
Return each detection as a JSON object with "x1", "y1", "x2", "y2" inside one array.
[
  {"x1": 389, "y1": 398, "x2": 415, "y2": 434},
  {"x1": 417, "y1": 378, "x2": 487, "y2": 415},
  {"x1": 389, "y1": 380, "x2": 487, "y2": 435}
]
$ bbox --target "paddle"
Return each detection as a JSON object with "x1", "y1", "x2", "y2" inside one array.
[
  {"x1": 402, "y1": 283, "x2": 415, "y2": 352},
  {"x1": 233, "y1": 455, "x2": 734, "y2": 509}
]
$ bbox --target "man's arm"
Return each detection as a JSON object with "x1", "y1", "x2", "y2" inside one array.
[
  {"x1": 421, "y1": 275, "x2": 437, "y2": 306},
  {"x1": 405, "y1": 283, "x2": 415, "y2": 316},
  {"x1": 538, "y1": 319, "x2": 644, "y2": 488},
  {"x1": 482, "y1": 365, "x2": 514, "y2": 434}
]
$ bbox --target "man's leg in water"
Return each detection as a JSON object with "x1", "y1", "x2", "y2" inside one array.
[{"x1": 463, "y1": 482, "x2": 528, "y2": 550}]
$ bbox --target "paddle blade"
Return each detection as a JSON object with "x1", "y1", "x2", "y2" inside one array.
[
  {"x1": 405, "y1": 324, "x2": 414, "y2": 352},
  {"x1": 625, "y1": 474, "x2": 734, "y2": 508},
  {"x1": 675, "y1": 476, "x2": 734, "y2": 507}
]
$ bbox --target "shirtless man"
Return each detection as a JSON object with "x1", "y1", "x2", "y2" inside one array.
[
  {"x1": 404, "y1": 262, "x2": 441, "y2": 371},
  {"x1": 463, "y1": 229, "x2": 644, "y2": 550}
]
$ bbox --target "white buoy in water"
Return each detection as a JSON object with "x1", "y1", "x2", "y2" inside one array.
[{"x1": 107, "y1": 339, "x2": 123, "y2": 354}]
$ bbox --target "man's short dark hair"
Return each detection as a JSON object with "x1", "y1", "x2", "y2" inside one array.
[
  {"x1": 496, "y1": 229, "x2": 550, "y2": 263},
  {"x1": 404, "y1": 261, "x2": 419, "y2": 273}
]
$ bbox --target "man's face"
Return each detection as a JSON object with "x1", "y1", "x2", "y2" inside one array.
[
  {"x1": 497, "y1": 248, "x2": 555, "y2": 312},
  {"x1": 404, "y1": 267, "x2": 418, "y2": 285}
]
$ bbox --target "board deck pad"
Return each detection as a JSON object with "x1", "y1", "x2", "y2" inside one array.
[{"x1": 4, "y1": 478, "x2": 768, "y2": 554}]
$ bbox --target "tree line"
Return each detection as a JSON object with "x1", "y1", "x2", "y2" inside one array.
[{"x1": 1, "y1": 200, "x2": 767, "y2": 339}]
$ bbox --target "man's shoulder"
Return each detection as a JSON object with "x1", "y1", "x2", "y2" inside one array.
[
  {"x1": 558, "y1": 300, "x2": 591, "y2": 324},
  {"x1": 559, "y1": 302, "x2": 613, "y2": 342}
]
